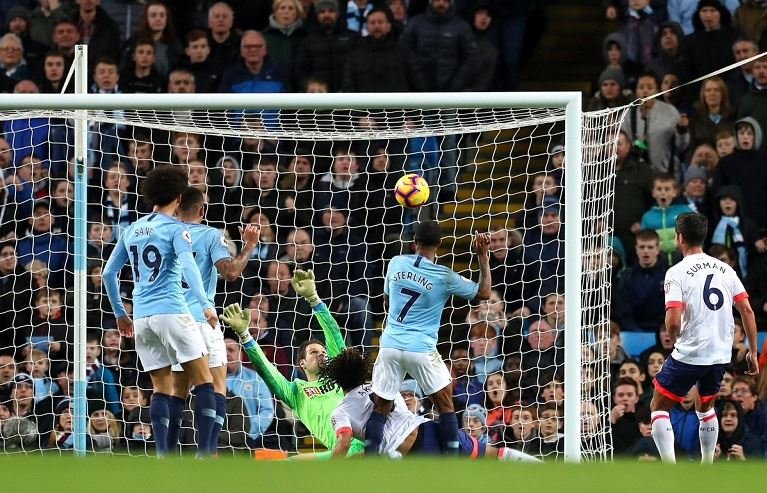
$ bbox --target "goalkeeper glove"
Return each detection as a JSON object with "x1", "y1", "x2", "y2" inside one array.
[
  {"x1": 292, "y1": 269, "x2": 321, "y2": 307},
  {"x1": 221, "y1": 303, "x2": 252, "y2": 344}
]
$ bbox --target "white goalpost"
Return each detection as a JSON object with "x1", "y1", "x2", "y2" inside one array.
[{"x1": 0, "y1": 46, "x2": 624, "y2": 462}]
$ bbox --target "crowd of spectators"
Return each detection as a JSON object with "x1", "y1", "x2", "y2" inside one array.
[{"x1": 0, "y1": 0, "x2": 766, "y2": 461}]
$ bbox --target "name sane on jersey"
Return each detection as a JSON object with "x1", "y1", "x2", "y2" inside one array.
[
  {"x1": 685, "y1": 261, "x2": 727, "y2": 277},
  {"x1": 134, "y1": 227, "x2": 153, "y2": 237},
  {"x1": 392, "y1": 271, "x2": 434, "y2": 290}
]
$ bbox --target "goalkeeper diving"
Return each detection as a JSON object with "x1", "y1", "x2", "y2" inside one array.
[{"x1": 221, "y1": 269, "x2": 364, "y2": 458}]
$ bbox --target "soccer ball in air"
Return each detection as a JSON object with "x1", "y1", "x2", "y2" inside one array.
[{"x1": 394, "y1": 174, "x2": 430, "y2": 208}]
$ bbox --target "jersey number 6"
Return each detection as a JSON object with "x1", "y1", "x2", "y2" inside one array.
[{"x1": 703, "y1": 273, "x2": 724, "y2": 311}]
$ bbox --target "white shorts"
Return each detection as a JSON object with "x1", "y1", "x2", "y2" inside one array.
[
  {"x1": 371, "y1": 347, "x2": 451, "y2": 401},
  {"x1": 171, "y1": 323, "x2": 225, "y2": 371},
  {"x1": 133, "y1": 314, "x2": 208, "y2": 372}
]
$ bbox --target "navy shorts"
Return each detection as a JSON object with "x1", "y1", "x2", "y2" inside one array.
[
  {"x1": 410, "y1": 421, "x2": 486, "y2": 458},
  {"x1": 653, "y1": 355, "x2": 726, "y2": 403}
]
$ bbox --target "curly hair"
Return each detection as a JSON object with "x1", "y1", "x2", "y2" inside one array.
[
  {"x1": 317, "y1": 347, "x2": 371, "y2": 392},
  {"x1": 140, "y1": 165, "x2": 188, "y2": 207}
]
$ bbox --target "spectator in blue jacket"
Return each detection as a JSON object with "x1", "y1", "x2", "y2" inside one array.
[
  {"x1": 669, "y1": 386, "x2": 702, "y2": 460},
  {"x1": 16, "y1": 201, "x2": 71, "y2": 288},
  {"x1": 219, "y1": 30, "x2": 286, "y2": 94},
  {"x1": 640, "y1": 174, "x2": 693, "y2": 264},
  {"x1": 224, "y1": 338, "x2": 274, "y2": 444},
  {"x1": 522, "y1": 195, "x2": 564, "y2": 314},
  {"x1": 85, "y1": 334, "x2": 120, "y2": 417},
  {"x1": 449, "y1": 344, "x2": 483, "y2": 411}
]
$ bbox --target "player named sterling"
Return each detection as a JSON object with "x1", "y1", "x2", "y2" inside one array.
[{"x1": 366, "y1": 220, "x2": 491, "y2": 455}]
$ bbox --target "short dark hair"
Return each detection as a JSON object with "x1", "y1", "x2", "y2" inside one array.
[
  {"x1": 414, "y1": 220, "x2": 442, "y2": 247},
  {"x1": 652, "y1": 173, "x2": 676, "y2": 187},
  {"x1": 317, "y1": 347, "x2": 371, "y2": 392},
  {"x1": 675, "y1": 212, "x2": 707, "y2": 247},
  {"x1": 613, "y1": 376, "x2": 639, "y2": 395},
  {"x1": 178, "y1": 186, "x2": 204, "y2": 215},
  {"x1": 638, "y1": 69, "x2": 661, "y2": 88},
  {"x1": 93, "y1": 56, "x2": 118, "y2": 70},
  {"x1": 140, "y1": 165, "x2": 188, "y2": 207},
  {"x1": 297, "y1": 339, "x2": 324, "y2": 363},
  {"x1": 185, "y1": 28, "x2": 208, "y2": 45},
  {"x1": 635, "y1": 229, "x2": 660, "y2": 243}
]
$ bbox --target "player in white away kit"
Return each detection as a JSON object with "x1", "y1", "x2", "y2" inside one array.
[
  {"x1": 367, "y1": 221, "x2": 491, "y2": 455},
  {"x1": 167, "y1": 187, "x2": 261, "y2": 455},
  {"x1": 651, "y1": 213, "x2": 759, "y2": 464},
  {"x1": 321, "y1": 347, "x2": 540, "y2": 462}
]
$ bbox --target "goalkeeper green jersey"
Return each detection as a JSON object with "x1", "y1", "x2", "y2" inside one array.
[{"x1": 241, "y1": 302, "x2": 365, "y2": 457}]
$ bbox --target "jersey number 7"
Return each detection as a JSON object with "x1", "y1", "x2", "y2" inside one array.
[{"x1": 397, "y1": 288, "x2": 421, "y2": 322}]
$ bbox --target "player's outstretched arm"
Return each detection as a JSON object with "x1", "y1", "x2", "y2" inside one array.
[
  {"x1": 735, "y1": 298, "x2": 760, "y2": 376},
  {"x1": 292, "y1": 269, "x2": 346, "y2": 357},
  {"x1": 103, "y1": 236, "x2": 132, "y2": 336},
  {"x1": 215, "y1": 224, "x2": 260, "y2": 281},
  {"x1": 332, "y1": 430, "x2": 353, "y2": 459},
  {"x1": 473, "y1": 231, "x2": 492, "y2": 300},
  {"x1": 221, "y1": 303, "x2": 298, "y2": 406}
]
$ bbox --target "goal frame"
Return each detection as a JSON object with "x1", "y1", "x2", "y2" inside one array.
[{"x1": 0, "y1": 45, "x2": 584, "y2": 462}]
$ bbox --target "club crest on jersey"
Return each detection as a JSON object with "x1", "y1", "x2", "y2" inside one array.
[{"x1": 182, "y1": 230, "x2": 192, "y2": 244}]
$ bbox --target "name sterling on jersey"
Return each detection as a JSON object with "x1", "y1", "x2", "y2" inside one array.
[
  {"x1": 391, "y1": 271, "x2": 434, "y2": 290},
  {"x1": 685, "y1": 260, "x2": 727, "y2": 277}
]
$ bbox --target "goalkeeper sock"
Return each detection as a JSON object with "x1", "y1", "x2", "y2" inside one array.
[
  {"x1": 149, "y1": 393, "x2": 171, "y2": 457},
  {"x1": 365, "y1": 411, "x2": 386, "y2": 455},
  {"x1": 498, "y1": 447, "x2": 543, "y2": 463},
  {"x1": 438, "y1": 412, "x2": 460, "y2": 455},
  {"x1": 651, "y1": 411, "x2": 676, "y2": 464},
  {"x1": 166, "y1": 396, "x2": 185, "y2": 454},
  {"x1": 210, "y1": 392, "x2": 226, "y2": 455},
  {"x1": 191, "y1": 383, "x2": 217, "y2": 457},
  {"x1": 697, "y1": 408, "x2": 718, "y2": 465}
]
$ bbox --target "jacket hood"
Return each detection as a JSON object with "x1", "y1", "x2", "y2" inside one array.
[
  {"x1": 715, "y1": 184, "x2": 744, "y2": 207},
  {"x1": 656, "y1": 21, "x2": 684, "y2": 50},
  {"x1": 603, "y1": 32, "x2": 628, "y2": 65},
  {"x1": 692, "y1": 0, "x2": 732, "y2": 32},
  {"x1": 735, "y1": 116, "x2": 763, "y2": 150},
  {"x1": 717, "y1": 399, "x2": 748, "y2": 450},
  {"x1": 215, "y1": 154, "x2": 242, "y2": 187}
]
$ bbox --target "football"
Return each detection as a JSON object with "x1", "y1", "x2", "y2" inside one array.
[{"x1": 394, "y1": 174, "x2": 430, "y2": 208}]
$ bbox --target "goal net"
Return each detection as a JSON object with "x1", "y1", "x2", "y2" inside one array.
[{"x1": 0, "y1": 97, "x2": 624, "y2": 461}]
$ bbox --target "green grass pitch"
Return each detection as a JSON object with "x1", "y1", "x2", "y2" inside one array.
[{"x1": 2, "y1": 455, "x2": 765, "y2": 493}]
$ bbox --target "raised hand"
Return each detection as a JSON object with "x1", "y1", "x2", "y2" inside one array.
[
  {"x1": 292, "y1": 269, "x2": 321, "y2": 306},
  {"x1": 221, "y1": 303, "x2": 252, "y2": 343},
  {"x1": 239, "y1": 224, "x2": 261, "y2": 248},
  {"x1": 473, "y1": 231, "x2": 491, "y2": 260}
]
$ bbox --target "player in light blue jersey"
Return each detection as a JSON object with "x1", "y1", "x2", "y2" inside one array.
[
  {"x1": 167, "y1": 187, "x2": 261, "y2": 455},
  {"x1": 366, "y1": 220, "x2": 491, "y2": 456},
  {"x1": 103, "y1": 166, "x2": 218, "y2": 458}
]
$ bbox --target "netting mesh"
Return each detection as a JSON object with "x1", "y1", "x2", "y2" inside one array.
[{"x1": 0, "y1": 104, "x2": 622, "y2": 460}]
